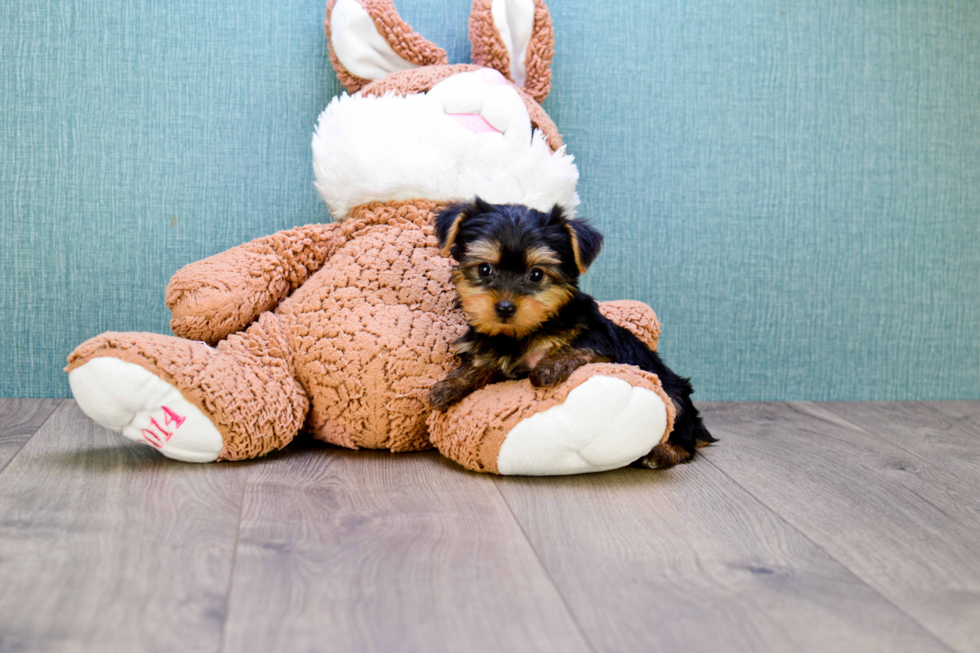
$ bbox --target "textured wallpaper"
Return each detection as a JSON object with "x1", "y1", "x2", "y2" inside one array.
[{"x1": 2, "y1": 0, "x2": 978, "y2": 399}]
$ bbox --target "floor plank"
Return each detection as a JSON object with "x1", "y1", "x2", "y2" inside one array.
[
  {"x1": 0, "y1": 401, "x2": 250, "y2": 653},
  {"x1": 0, "y1": 398, "x2": 61, "y2": 474},
  {"x1": 221, "y1": 446, "x2": 590, "y2": 653},
  {"x1": 701, "y1": 401, "x2": 980, "y2": 653},
  {"x1": 492, "y1": 458, "x2": 949, "y2": 653},
  {"x1": 823, "y1": 401, "x2": 980, "y2": 491}
]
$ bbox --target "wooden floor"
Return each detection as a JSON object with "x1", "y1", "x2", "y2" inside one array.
[{"x1": 1, "y1": 400, "x2": 978, "y2": 652}]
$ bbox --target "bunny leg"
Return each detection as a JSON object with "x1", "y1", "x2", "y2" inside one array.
[
  {"x1": 427, "y1": 363, "x2": 676, "y2": 475},
  {"x1": 66, "y1": 313, "x2": 309, "y2": 462}
]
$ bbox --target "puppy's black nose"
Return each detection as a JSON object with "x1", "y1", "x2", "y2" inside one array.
[{"x1": 495, "y1": 300, "x2": 517, "y2": 319}]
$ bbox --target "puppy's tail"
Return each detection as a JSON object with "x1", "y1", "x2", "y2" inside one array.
[
  {"x1": 692, "y1": 419, "x2": 718, "y2": 447},
  {"x1": 672, "y1": 399, "x2": 717, "y2": 450}
]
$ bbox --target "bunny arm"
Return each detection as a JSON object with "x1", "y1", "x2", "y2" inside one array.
[
  {"x1": 597, "y1": 300, "x2": 662, "y2": 351},
  {"x1": 165, "y1": 223, "x2": 345, "y2": 344}
]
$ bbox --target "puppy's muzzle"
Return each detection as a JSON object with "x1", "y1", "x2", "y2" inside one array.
[{"x1": 495, "y1": 300, "x2": 517, "y2": 319}]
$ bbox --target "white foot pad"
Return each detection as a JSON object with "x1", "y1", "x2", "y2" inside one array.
[
  {"x1": 496, "y1": 375, "x2": 668, "y2": 475},
  {"x1": 69, "y1": 358, "x2": 223, "y2": 462}
]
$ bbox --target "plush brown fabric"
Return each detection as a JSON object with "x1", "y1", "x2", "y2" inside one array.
[
  {"x1": 522, "y1": 0, "x2": 555, "y2": 104},
  {"x1": 66, "y1": 313, "x2": 309, "y2": 461},
  {"x1": 166, "y1": 199, "x2": 469, "y2": 451},
  {"x1": 427, "y1": 363, "x2": 676, "y2": 474},
  {"x1": 276, "y1": 200, "x2": 466, "y2": 451},
  {"x1": 360, "y1": 63, "x2": 480, "y2": 97},
  {"x1": 469, "y1": 0, "x2": 555, "y2": 103},
  {"x1": 468, "y1": 0, "x2": 512, "y2": 85},
  {"x1": 598, "y1": 300, "x2": 662, "y2": 351},
  {"x1": 167, "y1": 223, "x2": 344, "y2": 345},
  {"x1": 358, "y1": 0, "x2": 448, "y2": 69}
]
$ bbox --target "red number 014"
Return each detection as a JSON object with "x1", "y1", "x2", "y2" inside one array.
[{"x1": 141, "y1": 406, "x2": 186, "y2": 448}]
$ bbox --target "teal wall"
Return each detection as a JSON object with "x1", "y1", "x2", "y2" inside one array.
[{"x1": 2, "y1": 1, "x2": 978, "y2": 400}]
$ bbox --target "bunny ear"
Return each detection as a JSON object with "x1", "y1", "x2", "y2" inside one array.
[
  {"x1": 325, "y1": 0, "x2": 448, "y2": 94},
  {"x1": 469, "y1": 0, "x2": 555, "y2": 103}
]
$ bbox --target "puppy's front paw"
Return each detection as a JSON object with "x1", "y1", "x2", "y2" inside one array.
[
  {"x1": 529, "y1": 349, "x2": 597, "y2": 388},
  {"x1": 429, "y1": 381, "x2": 464, "y2": 412},
  {"x1": 529, "y1": 363, "x2": 574, "y2": 388}
]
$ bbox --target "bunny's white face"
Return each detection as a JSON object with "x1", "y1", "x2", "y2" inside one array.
[{"x1": 312, "y1": 68, "x2": 578, "y2": 220}]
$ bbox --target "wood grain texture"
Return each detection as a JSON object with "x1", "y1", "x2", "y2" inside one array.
[
  {"x1": 0, "y1": 401, "x2": 249, "y2": 653},
  {"x1": 701, "y1": 401, "x2": 980, "y2": 653},
  {"x1": 931, "y1": 401, "x2": 980, "y2": 423},
  {"x1": 492, "y1": 459, "x2": 949, "y2": 653},
  {"x1": 4, "y1": 400, "x2": 980, "y2": 652},
  {"x1": 221, "y1": 446, "x2": 590, "y2": 653},
  {"x1": 824, "y1": 401, "x2": 980, "y2": 491},
  {"x1": 0, "y1": 398, "x2": 61, "y2": 473}
]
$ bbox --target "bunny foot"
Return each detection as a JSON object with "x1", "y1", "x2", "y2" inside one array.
[
  {"x1": 69, "y1": 357, "x2": 223, "y2": 462},
  {"x1": 427, "y1": 363, "x2": 676, "y2": 475}
]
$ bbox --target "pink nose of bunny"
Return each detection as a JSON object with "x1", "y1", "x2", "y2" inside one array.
[
  {"x1": 447, "y1": 113, "x2": 501, "y2": 134},
  {"x1": 443, "y1": 68, "x2": 511, "y2": 134}
]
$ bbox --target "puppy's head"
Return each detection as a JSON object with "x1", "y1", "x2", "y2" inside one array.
[{"x1": 436, "y1": 198, "x2": 603, "y2": 337}]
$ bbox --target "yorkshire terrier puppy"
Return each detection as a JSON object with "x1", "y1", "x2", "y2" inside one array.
[{"x1": 429, "y1": 198, "x2": 715, "y2": 469}]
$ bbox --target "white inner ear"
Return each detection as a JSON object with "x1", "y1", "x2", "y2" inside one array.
[
  {"x1": 490, "y1": 0, "x2": 535, "y2": 87},
  {"x1": 331, "y1": 0, "x2": 419, "y2": 81}
]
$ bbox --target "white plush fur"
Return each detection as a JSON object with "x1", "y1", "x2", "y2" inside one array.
[
  {"x1": 495, "y1": 375, "x2": 669, "y2": 475},
  {"x1": 312, "y1": 70, "x2": 579, "y2": 220}
]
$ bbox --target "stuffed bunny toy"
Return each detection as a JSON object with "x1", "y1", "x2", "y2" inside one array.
[{"x1": 66, "y1": 0, "x2": 677, "y2": 475}]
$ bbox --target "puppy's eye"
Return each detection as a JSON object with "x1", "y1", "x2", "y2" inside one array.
[
  {"x1": 478, "y1": 263, "x2": 492, "y2": 278},
  {"x1": 528, "y1": 268, "x2": 544, "y2": 283}
]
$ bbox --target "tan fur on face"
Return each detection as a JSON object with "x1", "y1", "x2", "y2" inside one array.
[
  {"x1": 508, "y1": 285, "x2": 573, "y2": 334},
  {"x1": 465, "y1": 239, "x2": 502, "y2": 265},
  {"x1": 453, "y1": 270, "x2": 573, "y2": 338},
  {"x1": 524, "y1": 245, "x2": 560, "y2": 268},
  {"x1": 453, "y1": 270, "x2": 500, "y2": 334}
]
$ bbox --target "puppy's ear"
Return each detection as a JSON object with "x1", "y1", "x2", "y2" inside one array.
[
  {"x1": 435, "y1": 204, "x2": 468, "y2": 257},
  {"x1": 436, "y1": 197, "x2": 496, "y2": 257},
  {"x1": 472, "y1": 196, "x2": 496, "y2": 215},
  {"x1": 565, "y1": 218, "x2": 603, "y2": 274},
  {"x1": 544, "y1": 205, "x2": 603, "y2": 273}
]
